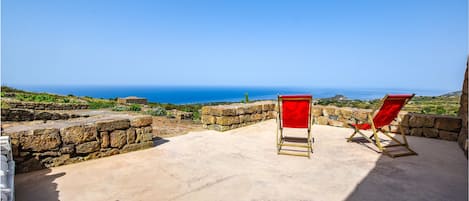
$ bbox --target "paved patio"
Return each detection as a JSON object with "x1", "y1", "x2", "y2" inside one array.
[{"x1": 15, "y1": 120, "x2": 467, "y2": 201}]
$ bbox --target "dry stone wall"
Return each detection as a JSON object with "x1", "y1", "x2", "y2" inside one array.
[
  {"x1": 201, "y1": 102, "x2": 463, "y2": 142},
  {"x1": 1, "y1": 115, "x2": 154, "y2": 173},
  {"x1": 4, "y1": 100, "x2": 89, "y2": 110},
  {"x1": 201, "y1": 101, "x2": 276, "y2": 131},
  {"x1": 458, "y1": 64, "x2": 468, "y2": 155},
  {"x1": 312, "y1": 105, "x2": 462, "y2": 141},
  {"x1": 1, "y1": 108, "x2": 87, "y2": 121}
]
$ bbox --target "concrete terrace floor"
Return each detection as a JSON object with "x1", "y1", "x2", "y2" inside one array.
[{"x1": 15, "y1": 120, "x2": 467, "y2": 201}]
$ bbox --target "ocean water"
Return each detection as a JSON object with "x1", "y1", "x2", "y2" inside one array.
[{"x1": 12, "y1": 85, "x2": 449, "y2": 105}]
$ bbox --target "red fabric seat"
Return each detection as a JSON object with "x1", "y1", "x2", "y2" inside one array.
[
  {"x1": 279, "y1": 95, "x2": 312, "y2": 128},
  {"x1": 351, "y1": 123, "x2": 371, "y2": 130},
  {"x1": 352, "y1": 94, "x2": 413, "y2": 130}
]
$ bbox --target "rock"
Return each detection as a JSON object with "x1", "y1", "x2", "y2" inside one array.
[
  {"x1": 96, "y1": 119, "x2": 130, "y2": 131},
  {"x1": 239, "y1": 115, "x2": 251, "y2": 124},
  {"x1": 143, "y1": 126, "x2": 152, "y2": 134},
  {"x1": 316, "y1": 116, "x2": 329, "y2": 125},
  {"x1": 439, "y1": 130, "x2": 459, "y2": 141},
  {"x1": 100, "y1": 132, "x2": 110, "y2": 148},
  {"x1": 322, "y1": 106, "x2": 336, "y2": 117},
  {"x1": 340, "y1": 108, "x2": 354, "y2": 119},
  {"x1": 209, "y1": 125, "x2": 231, "y2": 132},
  {"x1": 328, "y1": 119, "x2": 344, "y2": 127},
  {"x1": 34, "y1": 111, "x2": 53, "y2": 120},
  {"x1": 422, "y1": 128, "x2": 439, "y2": 138},
  {"x1": 120, "y1": 141, "x2": 154, "y2": 153},
  {"x1": 311, "y1": 106, "x2": 323, "y2": 117},
  {"x1": 20, "y1": 128, "x2": 61, "y2": 152},
  {"x1": 251, "y1": 113, "x2": 263, "y2": 121},
  {"x1": 400, "y1": 114, "x2": 411, "y2": 127},
  {"x1": 110, "y1": 130, "x2": 127, "y2": 148},
  {"x1": 130, "y1": 116, "x2": 153, "y2": 127},
  {"x1": 33, "y1": 151, "x2": 60, "y2": 158},
  {"x1": 64, "y1": 157, "x2": 86, "y2": 165},
  {"x1": 17, "y1": 157, "x2": 43, "y2": 173},
  {"x1": 434, "y1": 116, "x2": 462, "y2": 132},
  {"x1": 409, "y1": 114, "x2": 435, "y2": 128},
  {"x1": 262, "y1": 103, "x2": 275, "y2": 112},
  {"x1": 3, "y1": 109, "x2": 35, "y2": 121},
  {"x1": 216, "y1": 116, "x2": 240, "y2": 126},
  {"x1": 60, "y1": 125, "x2": 98, "y2": 144},
  {"x1": 60, "y1": 144, "x2": 75, "y2": 154},
  {"x1": 127, "y1": 128, "x2": 136, "y2": 144},
  {"x1": 136, "y1": 133, "x2": 153, "y2": 143},
  {"x1": 75, "y1": 141, "x2": 100, "y2": 154},
  {"x1": 42, "y1": 154, "x2": 70, "y2": 168},
  {"x1": 410, "y1": 128, "x2": 423, "y2": 137}
]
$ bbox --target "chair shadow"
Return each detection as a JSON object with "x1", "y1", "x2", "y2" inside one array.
[{"x1": 15, "y1": 166, "x2": 65, "y2": 201}]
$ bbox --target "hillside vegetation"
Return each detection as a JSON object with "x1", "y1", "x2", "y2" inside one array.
[
  {"x1": 316, "y1": 95, "x2": 460, "y2": 116},
  {"x1": 1, "y1": 86, "x2": 462, "y2": 117}
]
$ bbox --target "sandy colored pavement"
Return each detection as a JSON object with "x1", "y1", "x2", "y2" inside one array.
[{"x1": 15, "y1": 120, "x2": 467, "y2": 201}]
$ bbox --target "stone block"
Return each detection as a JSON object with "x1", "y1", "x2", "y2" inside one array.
[
  {"x1": 434, "y1": 116, "x2": 462, "y2": 132},
  {"x1": 120, "y1": 141, "x2": 154, "y2": 154},
  {"x1": 328, "y1": 119, "x2": 344, "y2": 127},
  {"x1": 262, "y1": 103, "x2": 275, "y2": 111},
  {"x1": 59, "y1": 144, "x2": 75, "y2": 154},
  {"x1": 76, "y1": 141, "x2": 100, "y2": 154},
  {"x1": 110, "y1": 130, "x2": 127, "y2": 148},
  {"x1": 340, "y1": 108, "x2": 354, "y2": 119},
  {"x1": 422, "y1": 128, "x2": 439, "y2": 138},
  {"x1": 311, "y1": 106, "x2": 323, "y2": 117},
  {"x1": 439, "y1": 130, "x2": 459, "y2": 141},
  {"x1": 322, "y1": 106, "x2": 336, "y2": 117},
  {"x1": 410, "y1": 128, "x2": 423, "y2": 137},
  {"x1": 216, "y1": 116, "x2": 240, "y2": 126},
  {"x1": 130, "y1": 116, "x2": 153, "y2": 127},
  {"x1": 201, "y1": 115, "x2": 216, "y2": 124},
  {"x1": 317, "y1": 116, "x2": 329, "y2": 125},
  {"x1": 96, "y1": 119, "x2": 130, "y2": 131},
  {"x1": 60, "y1": 125, "x2": 98, "y2": 144},
  {"x1": 20, "y1": 128, "x2": 61, "y2": 152},
  {"x1": 100, "y1": 132, "x2": 110, "y2": 148},
  {"x1": 42, "y1": 154, "x2": 71, "y2": 168},
  {"x1": 127, "y1": 128, "x2": 136, "y2": 144},
  {"x1": 409, "y1": 114, "x2": 435, "y2": 128}
]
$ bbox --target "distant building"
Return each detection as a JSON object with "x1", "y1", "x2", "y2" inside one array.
[{"x1": 117, "y1": 96, "x2": 148, "y2": 105}]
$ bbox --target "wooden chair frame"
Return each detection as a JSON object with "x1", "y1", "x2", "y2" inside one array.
[
  {"x1": 276, "y1": 95, "x2": 313, "y2": 158},
  {"x1": 347, "y1": 94, "x2": 417, "y2": 158}
]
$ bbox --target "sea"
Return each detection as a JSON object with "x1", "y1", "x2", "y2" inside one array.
[{"x1": 11, "y1": 85, "x2": 450, "y2": 105}]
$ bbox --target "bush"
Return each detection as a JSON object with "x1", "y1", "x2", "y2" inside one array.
[
  {"x1": 145, "y1": 107, "x2": 167, "y2": 116},
  {"x1": 129, "y1": 104, "x2": 142, "y2": 111},
  {"x1": 112, "y1": 105, "x2": 129, "y2": 111},
  {"x1": 88, "y1": 100, "x2": 116, "y2": 109}
]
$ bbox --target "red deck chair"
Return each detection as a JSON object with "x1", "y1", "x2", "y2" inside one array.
[
  {"x1": 276, "y1": 95, "x2": 313, "y2": 158},
  {"x1": 347, "y1": 94, "x2": 417, "y2": 158}
]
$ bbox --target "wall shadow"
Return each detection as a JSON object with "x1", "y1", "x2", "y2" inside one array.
[
  {"x1": 153, "y1": 136, "x2": 170, "y2": 146},
  {"x1": 15, "y1": 167, "x2": 65, "y2": 201},
  {"x1": 345, "y1": 137, "x2": 468, "y2": 201}
]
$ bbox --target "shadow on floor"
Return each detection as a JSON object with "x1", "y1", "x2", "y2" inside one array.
[
  {"x1": 345, "y1": 137, "x2": 468, "y2": 201},
  {"x1": 153, "y1": 136, "x2": 170, "y2": 146},
  {"x1": 15, "y1": 168, "x2": 65, "y2": 201}
]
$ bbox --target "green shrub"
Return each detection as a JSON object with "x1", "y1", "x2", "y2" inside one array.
[
  {"x1": 145, "y1": 107, "x2": 167, "y2": 116},
  {"x1": 112, "y1": 105, "x2": 129, "y2": 111},
  {"x1": 88, "y1": 100, "x2": 116, "y2": 109},
  {"x1": 129, "y1": 104, "x2": 142, "y2": 111}
]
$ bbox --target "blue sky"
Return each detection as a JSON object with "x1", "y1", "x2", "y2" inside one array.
[{"x1": 1, "y1": 0, "x2": 467, "y2": 90}]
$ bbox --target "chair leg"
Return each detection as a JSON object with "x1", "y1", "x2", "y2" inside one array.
[{"x1": 347, "y1": 129, "x2": 359, "y2": 142}]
